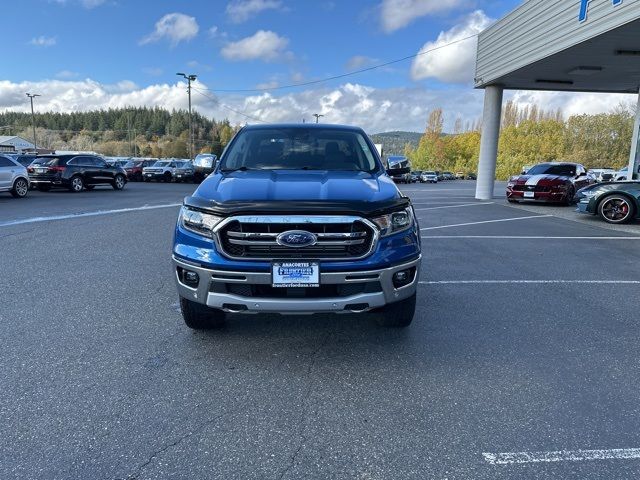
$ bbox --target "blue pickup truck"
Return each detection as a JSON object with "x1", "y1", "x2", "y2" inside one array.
[{"x1": 172, "y1": 124, "x2": 421, "y2": 329}]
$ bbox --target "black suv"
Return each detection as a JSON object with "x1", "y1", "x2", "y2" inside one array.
[{"x1": 27, "y1": 154, "x2": 128, "y2": 192}]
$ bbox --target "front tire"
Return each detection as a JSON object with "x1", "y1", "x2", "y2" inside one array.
[
  {"x1": 37, "y1": 185, "x2": 51, "y2": 192},
  {"x1": 375, "y1": 294, "x2": 416, "y2": 328},
  {"x1": 598, "y1": 195, "x2": 636, "y2": 224},
  {"x1": 69, "y1": 175, "x2": 84, "y2": 193},
  {"x1": 164, "y1": 172, "x2": 172, "y2": 183},
  {"x1": 564, "y1": 186, "x2": 576, "y2": 206},
  {"x1": 11, "y1": 178, "x2": 29, "y2": 198},
  {"x1": 112, "y1": 174, "x2": 126, "y2": 190},
  {"x1": 180, "y1": 297, "x2": 226, "y2": 330}
]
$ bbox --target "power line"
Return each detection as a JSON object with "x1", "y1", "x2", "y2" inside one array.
[
  {"x1": 192, "y1": 87, "x2": 265, "y2": 123},
  {"x1": 198, "y1": 34, "x2": 479, "y2": 94}
]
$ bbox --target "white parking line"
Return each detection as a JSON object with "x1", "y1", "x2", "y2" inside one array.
[
  {"x1": 420, "y1": 280, "x2": 640, "y2": 285},
  {"x1": 483, "y1": 448, "x2": 640, "y2": 465},
  {"x1": 0, "y1": 203, "x2": 182, "y2": 228},
  {"x1": 414, "y1": 203, "x2": 494, "y2": 211},
  {"x1": 421, "y1": 235, "x2": 640, "y2": 240},
  {"x1": 420, "y1": 215, "x2": 553, "y2": 231}
]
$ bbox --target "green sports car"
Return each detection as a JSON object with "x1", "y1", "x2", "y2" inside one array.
[{"x1": 576, "y1": 182, "x2": 640, "y2": 224}]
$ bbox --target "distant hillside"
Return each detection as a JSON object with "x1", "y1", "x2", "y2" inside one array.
[{"x1": 370, "y1": 131, "x2": 423, "y2": 156}]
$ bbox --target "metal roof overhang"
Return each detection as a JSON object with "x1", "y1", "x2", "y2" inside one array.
[
  {"x1": 475, "y1": 1, "x2": 640, "y2": 94},
  {"x1": 484, "y1": 18, "x2": 640, "y2": 93}
]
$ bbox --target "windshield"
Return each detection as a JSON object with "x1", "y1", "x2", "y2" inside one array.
[
  {"x1": 123, "y1": 161, "x2": 137, "y2": 168},
  {"x1": 526, "y1": 164, "x2": 576, "y2": 176},
  {"x1": 424, "y1": 171, "x2": 435, "y2": 175},
  {"x1": 32, "y1": 157, "x2": 63, "y2": 166},
  {"x1": 154, "y1": 161, "x2": 170, "y2": 167},
  {"x1": 221, "y1": 128, "x2": 379, "y2": 172}
]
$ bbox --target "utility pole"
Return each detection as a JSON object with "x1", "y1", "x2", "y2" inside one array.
[
  {"x1": 313, "y1": 113, "x2": 324, "y2": 124},
  {"x1": 26, "y1": 93, "x2": 41, "y2": 151},
  {"x1": 177, "y1": 72, "x2": 197, "y2": 160}
]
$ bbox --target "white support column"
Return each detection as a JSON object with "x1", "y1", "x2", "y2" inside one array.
[
  {"x1": 475, "y1": 85, "x2": 504, "y2": 200},
  {"x1": 626, "y1": 88, "x2": 640, "y2": 181}
]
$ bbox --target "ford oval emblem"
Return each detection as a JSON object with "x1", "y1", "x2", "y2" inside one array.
[{"x1": 276, "y1": 230, "x2": 317, "y2": 248}]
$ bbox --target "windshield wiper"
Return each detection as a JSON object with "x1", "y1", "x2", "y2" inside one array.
[{"x1": 221, "y1": 166, "x2": 255, "y2": 173}]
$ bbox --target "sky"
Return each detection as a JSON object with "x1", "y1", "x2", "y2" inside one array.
[{"x1": 0, "y1": 0, "x2": 633, "y2": 133}]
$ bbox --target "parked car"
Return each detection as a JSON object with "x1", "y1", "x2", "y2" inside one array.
[
  {"x1": 455, "y1": 172, "x2": 465, "y2": 179},
  {"x1": 387, "y1": 155, "x2": 412, "y2": 183},
  {"x1": 193, "y1": 153, "x2": 218, "y2": 182},
  {"x1": 143, "y1": 160, "x2": 181, "y2": 182},
  {"x1": 174, "y1": 161, "x2": 195, "y2": 183},
  {"x1": 123, "y1": 159, "x2": 156, "y2": 182},
  {"x1": 434, "y1": 171, "x2": 444, "y2": 181},
  {"x1": 588, "y1": 168, "x2": 616, "y2": 183},
  {"x1": 613, "y1": 165, "x2": 640, "y2": 181},
  {"x1": 27, "y1": 154, "x2": 127, "y2": 192},
  {"x1": 173, "y1": 123, "x2": 421, "y2": 330},
  {"x1": 410, "y1": 171, "x2": 421, "y2": 183},
  {"x1": 577, "y1": 181, "x2": 640, "y2": 224},
  {"x1": 442, "y1": 171, "x2": 455, "y2": 180},
  {"x1": 466, "y1": 172, "x2": 477, "y2": 180},
  {"x1": 0, "y1": 154, "x2": 30, "y2": 198},
  {"x1": 420, "y1": 171, "x2": 438, "y2": 183},
  {"x1": 506, "y1": 162, "x2": 592, "y2": 204}
]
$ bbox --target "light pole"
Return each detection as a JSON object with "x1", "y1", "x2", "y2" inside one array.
[
  {"x1": 26, "y1": 93, "x2": 41, "y2": 151},
  {"x1": 313, "y1": 113, "x2": 324, "y2": 124},
  {"x1": 176, "y1": 72, "x2": 197, "y2": 160}
]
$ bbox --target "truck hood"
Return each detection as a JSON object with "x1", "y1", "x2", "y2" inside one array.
[{"x1": 193, "y1": 170, "x2": 400, "y2": 203}]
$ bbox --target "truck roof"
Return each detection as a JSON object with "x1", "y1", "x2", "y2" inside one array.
[{"x1": 242, "y1": 123, "x2": 366, "y2": 132}]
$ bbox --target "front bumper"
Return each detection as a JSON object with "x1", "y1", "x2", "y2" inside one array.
[
  {"x1": 173, "y1": 255, "x2": 421, "y2": 314},
  {"x1": 507, "y1": 189, "x2": 570, "y2": 203}
]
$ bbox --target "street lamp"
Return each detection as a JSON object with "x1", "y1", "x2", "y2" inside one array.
[
  {"x1": 176, "y1": 72, "x2": 197, "y2": 160},
  {"x1": 313, "y1": 113, "x2": 324, "y2": 124},
  {"x1": 26, "y1": 93, "x2": 41, "y2": 151}
]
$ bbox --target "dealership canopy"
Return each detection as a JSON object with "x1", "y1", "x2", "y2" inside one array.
[{"x1": 474, "y1": 0, "x2": 640, "y2": 200}]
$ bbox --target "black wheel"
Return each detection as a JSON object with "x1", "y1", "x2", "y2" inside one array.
[
  {"x1": 564, "y1": 186, "x2": 576, "y2": 205},
  {"x1": 143, "y1": 177, "x2": 149, "y2": 182},
  {"x1": 137, "y1": 173, "x2": 143, "y2": 182},
  {"x1": 598, "y1": 195, "x2": 635, "y2": 224},
  {"x1": 69, "y1": 175, "x2": 84, "y2": 193},
  {"x1": 84, "y1": 185, "x2": 95, "y2": 190},
  {"x1": 180, "y1": 297, "x2": 226, "y2": 330},
  {"x1": 112, "y1": 174, "x2": 126, "y2": 190},
  {"x1": 507, "y1": 198, "x2": 518, "y2": 203},
  {"x1": 164, "y1": 172, "x2": 172, "y2": 183},
  {"x1": 375, "y1": 294, "x2": 416, "y2": 328},
  {"x1": 11, "y1": 178, "x2": 29, "y2": 198},
  {"x1": 37, "y1": 185, "x2": 51, "y2": 192}
]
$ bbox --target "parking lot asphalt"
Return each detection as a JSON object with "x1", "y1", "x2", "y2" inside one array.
[{"x1": 2, "y1": 180, "x2": 640, "y2": 479}]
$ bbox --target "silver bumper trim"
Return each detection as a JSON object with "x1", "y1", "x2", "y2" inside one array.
[{"x1": 172, "y1": 255, "x2": 421, "y2": 314}]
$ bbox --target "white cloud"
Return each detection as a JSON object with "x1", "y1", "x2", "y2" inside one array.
[
  {"x1": 411, "y1": 10, "x2": 491, "y2": 84},
  {"x1": 29, "y1": 36, "x2": 57, "y2": 47},
  {"x1": 380, "y1": 0, "x2": 468, "y2": 33},
  {"x1": 345, "y1": 55, "x2": 379, "y2": 70},
  {"x1": 140, "y1": 13, "x2": 199, "y2": 46},
  {"x1": 226, "y1": 0, "x2": 283, "y2": 23},
  {"x1": 221, "y1": 30, "x2": 289, "y2": 62},
  {"x1": 0, "y1": 79, "x2": 633, "y2": 134}
]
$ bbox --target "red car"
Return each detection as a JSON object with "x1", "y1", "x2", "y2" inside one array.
[
  {"x1": 506, "y1": 162, "x2": 593, "y2": 204},
  {"x1": 123, "y1": 159, "x2": 157, "y2": 182}
]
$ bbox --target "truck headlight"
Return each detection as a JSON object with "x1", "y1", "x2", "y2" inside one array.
[
  {"x1": 179, "y1": 206, "x2": 222, "y2": 237},
  {"x1": 370, "y1": 207, "x2": 414, "y2": 237}
]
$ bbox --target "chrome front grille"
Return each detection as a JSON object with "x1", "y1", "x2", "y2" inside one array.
[{"x1": 215, "y1": 216, "x2": 377, "y2": 260}]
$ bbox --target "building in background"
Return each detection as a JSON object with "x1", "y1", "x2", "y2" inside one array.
[{"x1": 0, "y1": 136, "x2": 35, "y2": 153}]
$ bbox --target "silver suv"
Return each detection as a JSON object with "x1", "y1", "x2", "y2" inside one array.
[{"x1": 0, "y1": 154, "x2": 30, "y2": 198}]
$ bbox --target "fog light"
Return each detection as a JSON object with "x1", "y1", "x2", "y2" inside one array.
[
  {"x1": 392, "y1": 268, "x2": 414, "y2": 288},
  {"x1": 178, "y1": 267, "x2": 200, "y2": 287}
]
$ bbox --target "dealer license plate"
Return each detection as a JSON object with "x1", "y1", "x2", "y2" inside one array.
[
  {"x1": 272, "y1": 262, "x2": 319, "y2": 287},
  {"x1": 524, "y1": 191, "x2": 535, "y2": 198}
]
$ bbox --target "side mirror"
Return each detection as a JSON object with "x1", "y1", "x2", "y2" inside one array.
[{"x1": 521, "y1": 170, "x2": 527, "y2": 175}]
